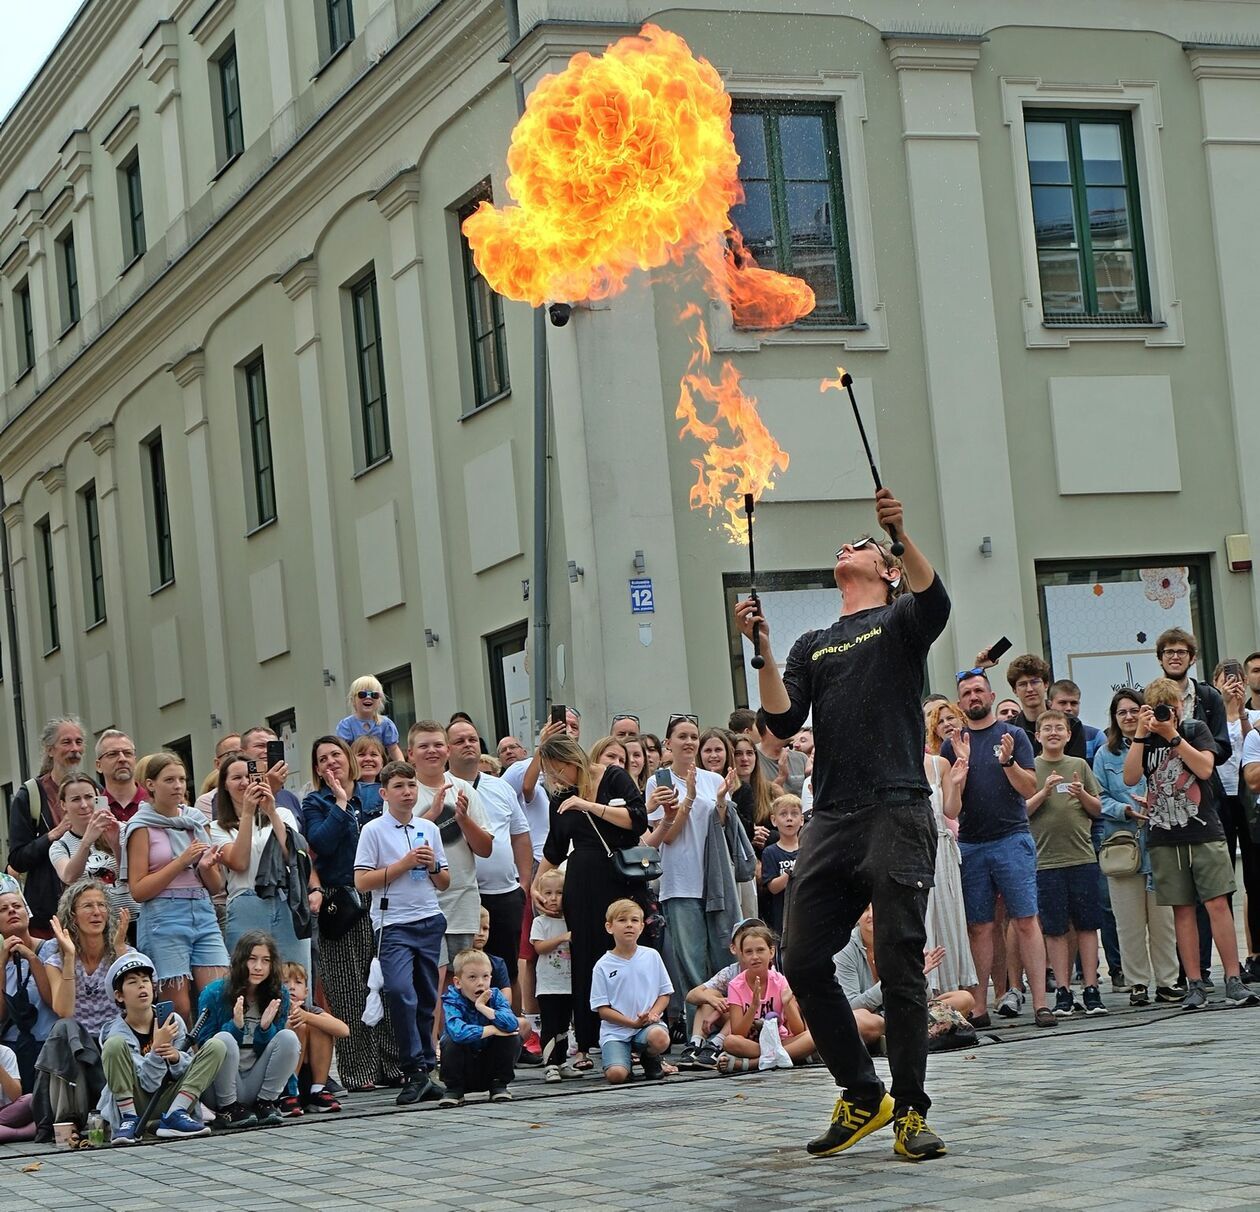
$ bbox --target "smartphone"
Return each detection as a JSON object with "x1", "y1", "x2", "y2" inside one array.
[
  {"x1": 1221, "y1": 659, "x2": 1245, "y2": 683},
  {"x1": 655, "y1": 767, "x2": 675, "y2": 790},
  {"x1": 95, "y1": 796, "x2": 111, "y2": 815},
  {"x1": 550, "y1": 704, "x2": 566, "y2": 728},
  {"x1": 987, "y1": 636, "x2": 1012, "y2": 664},
  {"x1": 245, "y1": 759, "x2": 263, "y2": 783},
  {"x1": 153, "y1": 999, "x2": 174, "y2": 1024},
  {"x1": 266, "y1": 739, "x2": 286, "y2": 769}
]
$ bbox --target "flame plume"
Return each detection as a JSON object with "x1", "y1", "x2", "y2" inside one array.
[{"x1": 463, "y1": 23, "x2": 814, "y2": 541}]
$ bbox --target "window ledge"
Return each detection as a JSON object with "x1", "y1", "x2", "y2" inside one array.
[
  {"x1": 1042, "y1": 320, "x2": 1166, "y2": 330},
  {"x1": 43, "y1": 644, "x2": 61, "y2": 659},
  {"x1": 211, "y1": 152, "x2": 242, "y2": 183},
  {"x1": 245, "y1": 516, "x2": 278, "y2": 539},
  {"x1": 459, "y1": 390, "x2": 512, "y2": 421},
  {"x1": 14, "y1": 366, "x2": 32, "y2": 386},
  {"x1": 312, "y1": 39, "x2": 352, "y2": 81},
  {"x1": 120, "y1": 251, "x2": 144, "y2": 277},
  {"x1": 148, "y1": 577, "x2": 175, "y2": 598},
  {"x1": 352, "y1": 452, "x2": 393, "y2": 480},
  {"x1": 58, "y1": 320, "x2": 80, "y2": 343},
  {"x1": 1024, "y1": 300, "x2": 1183, "y2": 348},
  {"x1": 85, "y1": 617, "x2": 107, "y2": 634}
]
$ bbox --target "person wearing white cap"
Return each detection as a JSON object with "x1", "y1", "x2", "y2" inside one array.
[{"x1": 97, "y1": 952, "x2": 229, "y2": 1143}]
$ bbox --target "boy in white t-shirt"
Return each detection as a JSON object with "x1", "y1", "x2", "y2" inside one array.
[
  {"x1": 528, "y1": 868, "x2": 573, "y2": 1082},
  {"x1": 590, "y1": 899, "x2": 672, "y2": 1085}
]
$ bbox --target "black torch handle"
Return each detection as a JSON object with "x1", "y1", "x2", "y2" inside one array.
[
  {"x1": 840, "y1": 374, "x2": 904, "y2": 557},
  {"x1": 744, "y1": 493, "x2": 765, "y2": 670}
]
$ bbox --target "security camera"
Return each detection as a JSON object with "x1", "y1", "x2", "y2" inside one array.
[{"x1": 548, "y1": 302, "x2": 572, "y2": 327}]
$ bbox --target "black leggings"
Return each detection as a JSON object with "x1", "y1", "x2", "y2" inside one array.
[{"x1": 537, "y1": 993, "x2": 574, "y2": 1064}]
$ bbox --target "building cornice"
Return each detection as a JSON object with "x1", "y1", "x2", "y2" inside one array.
[
  {"x1": 37, "y1": 463, "x2": 66, "y2": 495},
  {"x1": 276, "y1": 256, "x2": 318, "y2": 300},
  {"x1": 1184, "y1": 43, "x2": 1260, "y2": 79},
  {"x1": 169, "y1": 348, "x2": 207, "y2": 387},
  {"x1": 883, "y1": 33, "x2": 987, "y2": 72},
  {"x1": 86, "y1": 422, "x2": 116, "y2": 455},
  {"x1": 190, "y1": 0, "x2": 236, "y2": 49},
  {"x1": 101, "y1": 105, "x2": 141, "y2": 155},
  {"x1": 373, "y1": 167, "x2": 422, "y2": 221},
  {"x1": 506, "y1": 20, "x2": 642, "y2": 83}
]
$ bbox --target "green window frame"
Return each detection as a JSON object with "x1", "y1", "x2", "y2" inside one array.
[
  {"x1": 350, "y1": 272, "x2": 391, "y2": 466},
  {"x1": 219, "y1": 43, "x2": 244, "y2": 162},
  {"x1": 1024, "y1": 109, "x2": 1150, "y2": 324},
  {"x1": 327, "y1": 0, "x2": 354, "y2": 53},
  {"x1": 36, "y1": 516, "x2": 59, "y2": 653},
  {"x1": 729, "y1": 100, "x2": 854, "y2": 327},
  {"x1": 122, "y1": 154, "x2": 146, "y2": 261},
  {"x1": 15, "y1": 280, "x2": 34, "y2": 374},
  {"x1": 81, "y1": 484, "x2": 106, "y2": 626},
  {"x1": 457, "y1": 192, "x2": 510, "y2": 411},
  {"x1": 146, "y1": 434, "x2": 174, "y2": 587},
  {"x1": 243, "y1": 355, "x2": 277, "y2": 526},
  {"x1": 60, "y1": 231, "x2": 79, "y2": 329}
]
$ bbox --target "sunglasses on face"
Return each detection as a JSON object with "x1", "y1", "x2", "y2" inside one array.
[
  {"x1": 836, "y1": 535, "x2": 890, "y2": 562},
  {"x1": 358, "y1": 690, "x2": 381, "y2": 700}
]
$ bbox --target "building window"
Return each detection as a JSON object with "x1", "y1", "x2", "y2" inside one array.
[
  {"x1": 15, "y1": 280, "x2": 34, "y2": 376},
  {"x1": 242, "y1": 355, "x2": 277, "y2": 527},
  {"x1": 378, "y1": 665, "x2": 415, "y2": 742},
  {"x1": 58, "y1": 230, "x2": 80, "y2": 330},
  {"x1": 327, "y1": 0, "x2": 354, "y2": 53},
  {"x1": 729, "y1": 101, "x2": 853, "y2": 325},
  {"x1": 1024, "y1": 111, "x2": 1149, "y2": 323},
  {"x1": 485, "y1": 625, "x2": 528, "y2": 744},
  {"x1": 144, "y1": 432, "x2": 175, "y2": 588},
  {"x1": 350, "y1": 272, "x2": 391, "y2": 466},
  {"x1": 164, "y1": 735, "x2": 194, "y2": 785},
  {"x1": 218, "y1": 41, "x2": 245, "y2": 164},
  {"x1": 80, "y1": 483, "x2": 106, "y2": 626},
  {"x1": 457, "y1": 193, "x2": 510, "y2": 410},
  {"x1": 36, "y1": 516, "x2": 59, "y2": 653},
  {"x1": 120, "y1": 153, "x2": 146, "y2": 264}
]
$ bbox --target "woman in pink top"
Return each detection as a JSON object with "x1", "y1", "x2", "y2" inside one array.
[
  {"x1": 124, "y1": 753, "x2": 228, "y2": 1022},
  {"x1": 717, "y1": 924, "x2": 815, "y2": 1073}
]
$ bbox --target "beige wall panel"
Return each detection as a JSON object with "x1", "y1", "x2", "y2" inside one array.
[
  {"x1": 355, "y1": 501, "x2": 405, "y2": 618},
  {"x1": 152, "y1": 616, "x2": 183, "y2": 708},
  {"x1": 249, "y1": 560, "x2": 290, "y2": 663},
  {"x1": 463, "y1": 441, "x2": 523, "y2": 574},
  {"x1": 1049, "y1": 377, "x2": 1181, "y2": 496},
  {"x1": 85, "y1": 651, "x2": 115, "y2": 732}
]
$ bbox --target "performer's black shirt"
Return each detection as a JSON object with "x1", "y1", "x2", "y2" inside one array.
[{"x1": 763, "y1": 574, "x2": 950, "y2": 811}]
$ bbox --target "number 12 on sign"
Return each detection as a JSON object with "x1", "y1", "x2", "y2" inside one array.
[{"x1": 629, "y1": 578, "x2": 655, "y2": 614}]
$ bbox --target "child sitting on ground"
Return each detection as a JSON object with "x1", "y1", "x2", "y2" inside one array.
[
  {"x1": 718, "y1": 924, "x2": 815, "y2": 1073},
  {"x1": 279, "y1": 962, "x2": 348, "y2": 1115},
  {"x1": 438, "y1": 948, "x2": 520, "y2": 1106},
  {"x1": 681, "y1": 916, "x2": 767, "y2": 1070},
  {"x1": 590, "y1": 899, "x2": 672, "y2": 1085},
  {"x1": 473, "y1": 903, "x2": 539, "y2": 1060},
  {"x1": 197, "y1": 931, "x2": 302, "y2": 1129},
  {"x1": 98, "y1": 952, "x2": 231, "y2": 1143},
  {"x1": 528, "y1": 868, "x2": 574, "y2": 1082},
  {"x1": 0, "y1": 1043, "x2": 36, "y2": 1143}
]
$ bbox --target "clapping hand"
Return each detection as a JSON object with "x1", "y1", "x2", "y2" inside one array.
[
  {"x1": 259, "y1": 999, "x2": 281, "y2": 1030},
  {"x1": 113, "y1": 908, "x2": 131, "y2": 954},
  {"x1": 922, "y1": 946, "x2": 946, "y2": 976},
  {"x1": 997, "y1": 733, "x2": 1015, "y2": 765},
  {"x1": 232, "y1": 995, "x2": 246, "y2": 1029},
  {"x1": 1044, "y1": 772, "x2": 1064, "y2": 792},
  {"x1": 453, "y1": 787, "x2": 470, "y2": 821},
  {"x1": 1065, "y1": 775, "x2": 1085, "y2": 802},
  {"x1": 183, "y1": 840, "x2": 210, "y2": 869},
  {"x1": 49, "y1": 916, "x2": 76, "y2": 960},
  {"x1": 722, "y1": 767, "x2": 740, "y2": 800}
]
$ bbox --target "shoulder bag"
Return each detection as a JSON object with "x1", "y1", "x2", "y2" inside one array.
[
  {"x1": 1097, "y1": 829, "x2": 1141, "y2": 877},
  {"x1": 587, "y1": 807, "x2": 661, "y2": 883}
]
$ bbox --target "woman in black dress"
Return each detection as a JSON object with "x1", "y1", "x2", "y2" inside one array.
[{"x1": 531, "y1": 735, "x2": 648, "y2": 1070}]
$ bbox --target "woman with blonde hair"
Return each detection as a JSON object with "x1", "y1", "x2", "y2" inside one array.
[
  {"x1": 531, "y1": 734, "x2": 647, "y2": 1071},
  {"x1": 588, "y1": 736, "x2": 628, "y2": 770}
]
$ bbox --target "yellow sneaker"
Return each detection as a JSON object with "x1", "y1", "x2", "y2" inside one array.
[
  {"x1": 893, "y1": 1107, "x2": 948, "y2": 1161},
  {"x1": 806, "y1": 1091, "x2": 895, "y2": 1156}
]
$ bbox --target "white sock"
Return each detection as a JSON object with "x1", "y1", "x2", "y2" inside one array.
[{"x1": 309, "y1": 1084, "x2": 325, "y2": 1095}]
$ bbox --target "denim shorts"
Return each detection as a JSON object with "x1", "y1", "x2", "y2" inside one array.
[
  {"x1": 600, "y1": 1025, "x2": 662, "y2": 1072},
  {"x1": 1035, "y1": 862, "x2": 1103, "y2": 936},
  {"x1": 959, "y1": 831, "x2": 1039, "y2": 924},
  {"x1": 138, "y1": 894, "x2": 230, "y2": 982}
]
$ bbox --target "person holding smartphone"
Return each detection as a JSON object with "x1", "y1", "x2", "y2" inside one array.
[{"x1": 735, "y1": 486, "x2": 950, "y2": 1163}]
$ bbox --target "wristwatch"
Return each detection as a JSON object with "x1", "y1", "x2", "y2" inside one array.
[
  {"x1": 1000, "y1": 757, "x2": 1016, "y2": 768},
  {"x1": 1168, "y1": 735, "x2": 1182, "y2": 749}
]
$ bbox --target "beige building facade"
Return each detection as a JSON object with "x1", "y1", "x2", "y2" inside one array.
[{"x1": 0, "y1": 0, "x2": 1258, "y2": 806}]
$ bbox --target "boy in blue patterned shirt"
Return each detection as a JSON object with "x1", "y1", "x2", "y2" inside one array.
[{"x1": 438, "y1": 948, "x2": 519, "y2": 1106}]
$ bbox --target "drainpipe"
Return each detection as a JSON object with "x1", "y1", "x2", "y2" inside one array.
[
  {"x1": 0, "y1": 477, "x2": 29, "y2": 780},
  {"x1": 503, "y1": 0, "x2": 551, "y2": 733}
]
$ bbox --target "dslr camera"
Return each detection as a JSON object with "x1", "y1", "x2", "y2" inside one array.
[{"x1": 1153, "y1": 704, "x2": 1174, "y2": 723}]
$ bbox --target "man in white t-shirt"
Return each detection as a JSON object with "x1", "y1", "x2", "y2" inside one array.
[
  {"x1": 406, "y1": 721, "x2": 493, "y2": 972},
  {"x1": 448, "y1": 720, "x2": 532, "y2": 992}
]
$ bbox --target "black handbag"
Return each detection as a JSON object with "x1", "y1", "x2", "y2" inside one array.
[
  {"x1": 588, "y1": 811, "x2": 662, "y2": 882},
  {"x1": 318, "y1": 885, "x2": 366, "y2": 942}
]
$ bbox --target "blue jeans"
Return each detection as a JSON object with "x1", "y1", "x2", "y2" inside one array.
[
  {"x1": 139, "y1": 893, "x2": 229, "y2": 982},
  {"x1": 959, "y1": 831, "x2": 1039, "y2": 923},
  {"x1": 601, "y1": 1026, "x2": 664, "y2": 1072},
  {"x1": 225, "y1": 890, "x2": 310, "y2": 972},
  {"x1": 662, "y1": 898, "x2": 724, "y2": 1031},
  {"x1": 378, "y1": 913, "x2": 446, "y2": 1072}
]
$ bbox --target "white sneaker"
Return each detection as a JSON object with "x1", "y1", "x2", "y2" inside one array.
[
  {"x1": 996, "y1": 988, "x2": 1024, "y2": 1018},
  {"x1": 544, "y1": 1064, "x2": 562, "y2": 1083}
]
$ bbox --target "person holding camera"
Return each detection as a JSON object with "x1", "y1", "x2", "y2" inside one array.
[
  {"x1": 209, "y1": 753, "x2": 306, "y2": 965},
  {"x1": 1122, "y1": 678, "x2": 1257, "y2": 1010}
]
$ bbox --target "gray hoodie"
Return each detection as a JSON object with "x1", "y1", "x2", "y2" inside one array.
[{"x1": 95, "y1": 1011, "x2": 193, "y2": 1127}]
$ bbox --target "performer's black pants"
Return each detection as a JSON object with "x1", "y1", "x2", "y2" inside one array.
[{"x1": 784, "y1": 799, "x2": 937, "y2": 1113}]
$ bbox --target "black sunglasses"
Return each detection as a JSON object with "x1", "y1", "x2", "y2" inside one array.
[
  {"x1": 666, "y1": 713, "x2": 700, "y2": 730},
  {"x1": 611, "y1": 713, "x2": 641, "y2": 727},
  {"x1": 357, "y1": 690, "x2": 381, "y2": 700},
  {"x1": 836, "y1": 535, "x2": 890, "y2": 561}
]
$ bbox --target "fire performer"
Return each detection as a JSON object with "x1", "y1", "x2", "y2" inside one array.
[{"x1": 734, "y1": 486, "x2": 950, "y2": 1163}]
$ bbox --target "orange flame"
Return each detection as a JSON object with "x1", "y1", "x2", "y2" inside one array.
[
  {"x1": 463, "y1": 23, "x2": 814, "y2": 542},
  {"x1": 819, "y1": 367, "x2": 848, "y2": 394},
  {"x1": 677, "y1": 304, "x2": 789, "y2": 542}
]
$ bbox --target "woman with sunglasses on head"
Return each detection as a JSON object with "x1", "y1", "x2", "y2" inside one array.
[
  {"x1": 736, "y1": 488, "x2": 951, "y2": 1163},
  {"x1": 1092, "y1": 690, "x2": 1180, "y2": 1004},
  {"x1": 529, "y1": 734, "x2": 648, "y2": 1073},
  {"x1": 336, "y1": 676, "x2": 404, "y2": 763},
  {"x1": 645, "y1": 716, "x2": 739, "y2": 1029}
]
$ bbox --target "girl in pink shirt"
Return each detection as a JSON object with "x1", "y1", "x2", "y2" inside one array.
[{"x1": 718, "y1": 925, "x2": 815, "y2": 1073}]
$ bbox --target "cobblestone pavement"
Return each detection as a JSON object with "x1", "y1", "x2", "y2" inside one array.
[{"x1": 3, "y1": 1000, "x2": 1258, "y2": 1211}]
